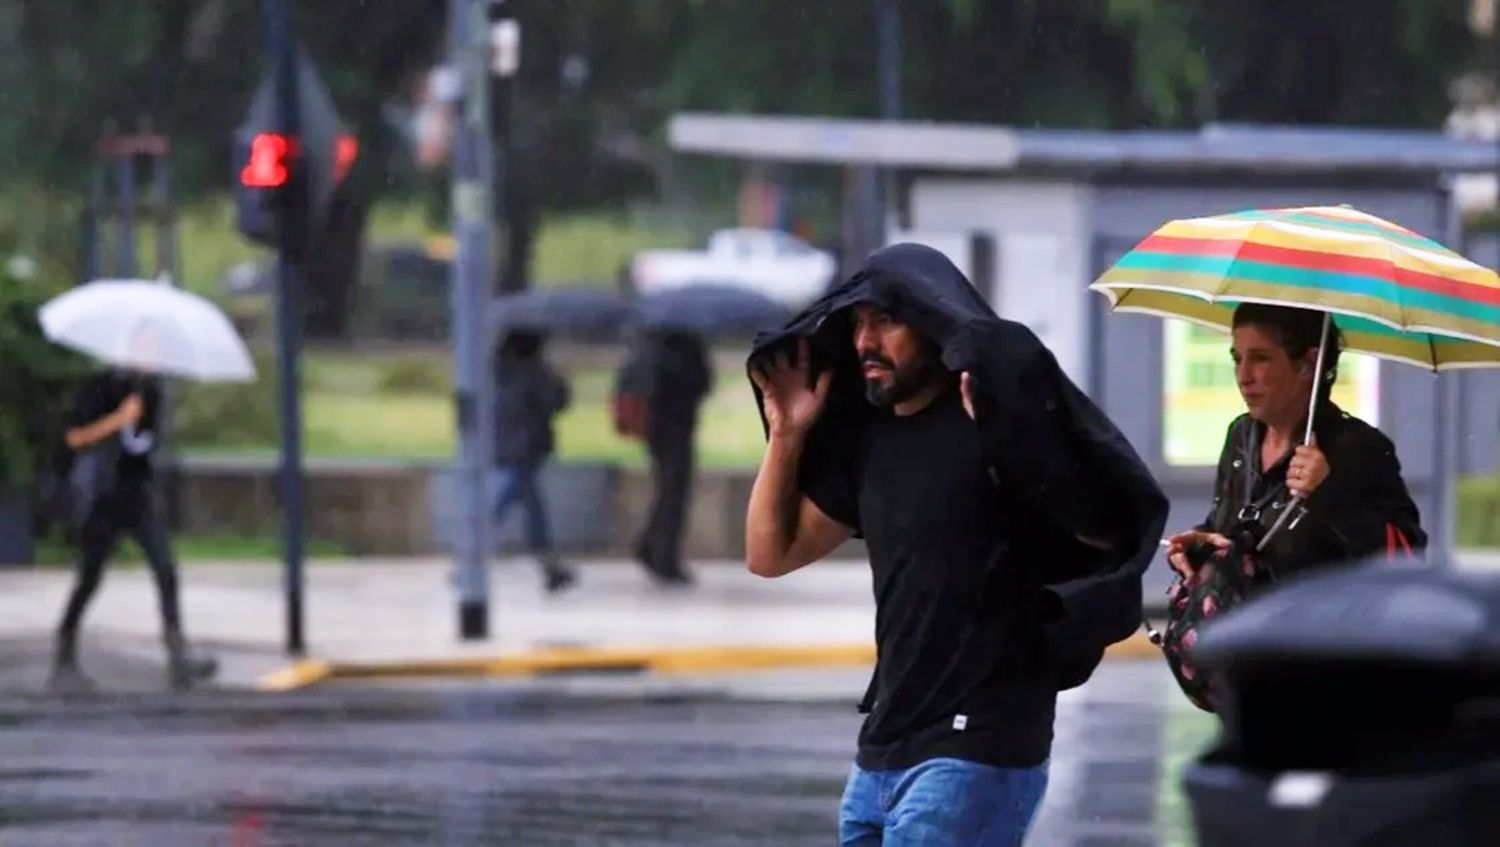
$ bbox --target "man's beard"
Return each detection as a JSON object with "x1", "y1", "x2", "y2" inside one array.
[{"x1": 862, "y1": 355, "x2": 942, "y2": 407}]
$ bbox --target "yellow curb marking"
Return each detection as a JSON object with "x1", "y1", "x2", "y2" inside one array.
[
  {"x1": 256, "y1": 659, "x2": 334, "y2": 692},
  {"x1": 256, "y1": 632, "x2": 1161, "y2": 692}
]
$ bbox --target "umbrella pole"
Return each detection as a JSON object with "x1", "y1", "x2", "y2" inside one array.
[
  {"x1": 1257, "y1": 312, "x2": 1331, "y2": 552},
  {"x1": 1302, "y1": 312, "x2": 1332, "y2": 445}
]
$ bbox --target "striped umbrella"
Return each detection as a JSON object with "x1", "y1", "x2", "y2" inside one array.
[
  {"x1": 1091, "y1": 204, "x2": 1500, "y2": 552},
  {"x1": 1090, "y1": 205, "x2": 1500, "y2": 371}
]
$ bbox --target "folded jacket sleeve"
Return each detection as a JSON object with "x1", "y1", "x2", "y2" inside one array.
[{"x1": 962, "y1": 321, "x2": 1169, "y2": 671}]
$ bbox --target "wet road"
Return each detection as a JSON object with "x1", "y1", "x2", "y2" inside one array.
[{"x1": 0, "y1": 662, "x2": 1216, "y2": 846}]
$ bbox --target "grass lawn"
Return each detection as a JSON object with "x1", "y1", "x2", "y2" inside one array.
[
  {"x1": 298, "y1": 365, "x2": 766, "y2": 467},
  {"x1": 166, "y1": 199, "x2": 752, "y2": 464},
  {"x1": 30, "y1": 533, "x2": 349, "y2": 566},
  {"x1": 182, "y1": 348, "x2": 768, "y2": 468}
]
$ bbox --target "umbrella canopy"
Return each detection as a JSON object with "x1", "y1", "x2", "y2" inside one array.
[
  {"x1": 1091, "y1": 205, "x2": 1500, "y2": 371},
  {"x1": 39, "y1": 279, "x2": 256, "y2": 382},
  {"x1": 488, "y1": 288, "x2": 630, "y2": 342},
  {"x1": 633, "y1": 284, "x2": 792, "y2": 338}
]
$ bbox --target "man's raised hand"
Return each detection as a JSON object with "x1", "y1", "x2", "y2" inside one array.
[{"x1": 750, "y1": 339, "x2": 832, "y2": 440}]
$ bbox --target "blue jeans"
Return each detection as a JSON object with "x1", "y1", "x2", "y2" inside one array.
[
  {"x1": 838, "y1": 757, "x2": 1048, "y2": 847},
  {"x1": 492, "y1": 463, "x2": 552, "y2": 553}
]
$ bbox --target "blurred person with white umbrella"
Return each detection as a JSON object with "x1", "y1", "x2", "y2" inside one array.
[{"x1": 40, "y1": 278, "x2": 255, "y2": 693}]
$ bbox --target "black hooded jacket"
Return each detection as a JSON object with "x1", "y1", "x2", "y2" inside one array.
[{"x1": 748, "y1": 244, "x2": 1169, "y2": 694}]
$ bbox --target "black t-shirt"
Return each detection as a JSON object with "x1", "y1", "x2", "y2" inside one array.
[
  {"x1": 68, "y1": 371, "x2": 161, "y2": 485},
  {"x1": 803, "y1": 387, "x2": 1056, "y2": 770}
]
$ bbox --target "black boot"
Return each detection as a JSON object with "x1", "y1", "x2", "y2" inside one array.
[
  {"x1": 165, "y1": 630, "x2": 218, "y2": 691},
  {"x1": 650, "y1": 559, "x2": 695, "y2": 588},
  {"x1": 49, "y1": 629, "x2": 97, "y2": 695},
  {"x1": 541, "y1": 555, "x2": 577, "y2": 594}
]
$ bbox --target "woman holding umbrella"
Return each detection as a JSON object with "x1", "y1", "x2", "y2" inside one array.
[
  {"x1": 39, "y1": 278, "x2": 256, "y2": 693},
  {"x1": 53, "y1": 364, "x2": 219, "y2": 693},
  {"x1": 1166, "y1": 303, "x2": 1425, "y2": 590},
  {"x1": 1090, "y1": 203, "x2": 1500, "y2": 709}
]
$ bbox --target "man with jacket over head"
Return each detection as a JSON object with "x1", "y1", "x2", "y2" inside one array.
[{"x1": 745, "y1": 244, "x2": 1168, "y2": 845}]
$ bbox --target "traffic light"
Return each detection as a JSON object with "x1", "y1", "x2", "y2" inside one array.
[
  {"x1": 233, "y1": 133, "x2": 288, "y2": 247},
  {"x1": 232, "y1": 47, "x2": 355, "y2": 247},
  {"x1": 333, "y1": 135, "x2": 358, "y2": 185},
  {"x1": 241, "y1": 133, "x2": 295, "y2": 188}
]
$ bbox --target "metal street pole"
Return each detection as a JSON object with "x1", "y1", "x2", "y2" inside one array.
[
  {"x1": 119, "y1": 147, "x2": 137, "y2": 277},
  {"x1": 1433, "y1": 194, "x2": 1464, "y2": 568},
  {"x1": 491, "y1": 17, "x2": 520, "y2": 295},
  {"x1": 870, "y1": 0, "x2": 901, "y2": 250},
  {"x1": 266, "y1": 0, "x2": 308, "y2": 654},
  {"x1": 449, "y1": 0, "x2": 497, "y2": 639}
]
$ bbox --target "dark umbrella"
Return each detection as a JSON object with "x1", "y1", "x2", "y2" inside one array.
[
  {"x1": 488, "y1": 288, "x2": 631, "y2": 342},
  {"x1": 633, "y1": 284, "x2": 792, "y2": 339}
]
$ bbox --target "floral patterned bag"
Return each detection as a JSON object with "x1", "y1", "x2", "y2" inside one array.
[
  {"x1": 1151, "y1": 531, "x2": 1263, "y2": 712},
  {"x1": 1151, "y1": 521, "x2": 1417, "y2": 713}
]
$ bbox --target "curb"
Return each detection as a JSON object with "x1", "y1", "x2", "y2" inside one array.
[
  {"x1": 258, "y1": 659, "x2": 335, "y2": 692},
  {"x1": 255, "y1": 632, "x2": 1162, "y2": 692}
]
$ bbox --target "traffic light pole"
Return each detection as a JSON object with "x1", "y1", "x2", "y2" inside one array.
[
  {"x1": 266, "y1": 0, "x2": 307, "y2": 655},
  {"x1": 449, "y1": 0, "x2": 496, "y2": 639},
  {"x1": 870, "y1": 0, "x2": 900, "y2": 250}
]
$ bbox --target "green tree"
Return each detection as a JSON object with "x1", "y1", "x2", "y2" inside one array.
[
  {"x1": 1195, "y1": 0, "x2": 1476, "y2": 126},
  {"x1": 0, "y1": 264, "x2": 89, "y2": 498},
  {"x1": 0, "y1": 0, "x2": 449, "y2": 337},
  {"x1": 481, "y1": 0, "x2": 687, "y2": 292}
]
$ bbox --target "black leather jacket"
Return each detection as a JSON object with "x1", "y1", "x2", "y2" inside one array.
[{"x1": 1199, "y1": 403, "x2": 1426, "y2": 583}]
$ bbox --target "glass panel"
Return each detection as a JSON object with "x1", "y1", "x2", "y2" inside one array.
[{"x1": 1162, "y1": 321, "x2": 1382, "y2": 466}]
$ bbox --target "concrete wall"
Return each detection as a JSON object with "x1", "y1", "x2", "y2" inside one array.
[
  {"x1": 426, "y1": 463, "x2": 757, "y2": 560},
  {"x1": 174, "y1": 456, "x2": 770, "y2": 561},
  {"x1": 177, "y1": 457, "x2": 435, "y2": 556},
  {"x1": 173, "y1": 455, "x2": 873, "y2": 564}
]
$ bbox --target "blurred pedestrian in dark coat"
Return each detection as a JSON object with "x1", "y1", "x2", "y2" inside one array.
[
  {"x1": 494, "y1": 331, "x2": 575, "y2": 592},
  {"x1": 52, "y1": 367, "x2": 217, "y2": 693},
  {"x1": 613, "y1": 329, "x2": 713, "y2": 585}
]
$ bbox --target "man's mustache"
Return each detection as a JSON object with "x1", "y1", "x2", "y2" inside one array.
[{"x1": 861, "y1": 354, "x2": 895, "y2": 371}]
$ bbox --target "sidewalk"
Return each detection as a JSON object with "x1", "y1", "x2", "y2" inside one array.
[
  {"x1": 5, "y1": 551, "x2": 1494, "y2": 693},
  {"x1": 0, "y1": 558, "x2": 884, "y2": 692}
]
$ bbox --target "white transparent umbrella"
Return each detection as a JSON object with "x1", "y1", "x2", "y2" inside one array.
[{"x1": 39, "y1": 279, "x2": 257, "y2": 382}]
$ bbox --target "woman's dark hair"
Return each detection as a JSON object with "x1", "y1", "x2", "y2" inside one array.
[{"x1": 1231, "y1": 303, "x2": 1344, "y2": 405}]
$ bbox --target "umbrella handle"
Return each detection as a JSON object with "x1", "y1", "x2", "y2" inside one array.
[
  {"x1": 1255, "y1": 494, "x2": 1305, "y2": 552},
  {"x1": 1302, "y1": 312, "x2": 1332, "y2": 446},
  {"x1": 1258, "y1": 312, "x2": 1331, "y2": 554}
]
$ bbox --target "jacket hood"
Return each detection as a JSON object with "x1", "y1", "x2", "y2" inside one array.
[
  {"x1": 748, "y1": 243, "x2": 1005, "y2": 432},
  {"x1": 753, "y1": 242, "x2": 993, "y2": 364},
  {"x1": 822, "y1": 242, "x2": 997, "y2": 345}
]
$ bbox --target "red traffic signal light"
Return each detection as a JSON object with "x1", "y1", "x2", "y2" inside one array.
[
  {"x1": 240, "y1": 132, "x2": 296, "y2": 188},
  {"x1": 334, "y1": 134, "x2": 358, "y2": 185}
]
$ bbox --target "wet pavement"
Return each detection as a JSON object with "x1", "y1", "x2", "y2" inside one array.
[{"x1": 0, "y1": 660, "x2": 1218, "y2": 846}]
